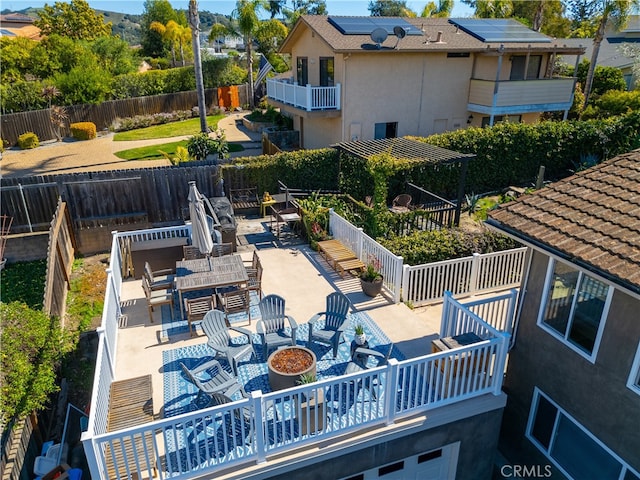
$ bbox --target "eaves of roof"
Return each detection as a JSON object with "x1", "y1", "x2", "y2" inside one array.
[
  {"x1": 486, "y1": 149, "x2": 640, "y2": 296},
  {"x1": 280, "y1": 15, "x2": 586, "y2": 56}
]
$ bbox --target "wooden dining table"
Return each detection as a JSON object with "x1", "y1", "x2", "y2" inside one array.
[{"x1": 174, "y1": 255, "x2": 249, "y2": 320}]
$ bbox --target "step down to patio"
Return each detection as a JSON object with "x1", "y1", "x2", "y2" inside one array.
[
  {"x1": 107, "y1": 374, "x2": 157, "y2": 479},
  {"x1": 318, "y1": 239, "x2": 359, "y2": 274}
]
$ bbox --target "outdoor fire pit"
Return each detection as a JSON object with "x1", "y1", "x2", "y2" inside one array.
[{"x1": 267, "y1": 346, "x2": 317, "y2": 391}]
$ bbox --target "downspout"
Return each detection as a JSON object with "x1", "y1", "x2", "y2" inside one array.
[
  {"x1": 341, "y1": 53, "x2": 350, "y2": 142},
  {"x1": 490, "y1": 45, "x2": 504, "y2": 127}
]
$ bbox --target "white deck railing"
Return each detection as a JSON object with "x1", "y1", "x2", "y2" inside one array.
[
  {"x1": 81, "y1": 226, "x2": 513, "y2": 479},
  {"x1": 267, "y1": 78, "x2": 341, "y2": 111},
  {"x1": 329, "y1": 210, "x2": 404, "y2": 303},
  {"x1": 402, "y1": 247, "x2": 527, "y2": 307}
]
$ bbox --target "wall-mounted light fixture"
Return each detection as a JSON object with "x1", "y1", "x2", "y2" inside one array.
[{"x1": 467, "y1": 115, "x2": 473, "y2": 124}]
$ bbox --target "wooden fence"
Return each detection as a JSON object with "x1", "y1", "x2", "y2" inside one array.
[
  {"x1": 1, "y1": 164, "x2": 223, "y2": 235},
  {"x1": 0, "y1": 414, "x2": 41, "y2": 480},
  {"x1": 1, "y1": 85, "x2": 249, "y2": 146},
  {"x1": 43, "y1": 200, "x2": 76, "y2": 320}
]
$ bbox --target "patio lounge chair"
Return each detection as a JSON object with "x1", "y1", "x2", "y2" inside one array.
[
  {"x1": 185, "y1": 295, "x2": 215, "y2": 337},
  {"x1": 144, "y1": 261, "x2": 175, "y2": 291},
  {"x1": 257, "y1": 294, "x2": 298, "y2": 358},
  {"x1": 344, "y1": 344, "x2": 394, "y2": 401},
  {"x1": 201, "y1": 310, "x2": 255, "y2": 376},
  {"x1": 180, "y1": 359, "x2": 246, "y2": 407},
  {"x1": 307, "y1": 292, "x2": 351, "y2": 358},
  {"x1": 142, "y1": 276, "x2": 174, "y2": 323},
  {"x1": 209, "y1": 392, "x2": 254, "y2": 445}
]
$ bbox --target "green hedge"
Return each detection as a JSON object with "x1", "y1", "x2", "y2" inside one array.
[
  {"x1": 410, "y1": 111, "x2": 640, "y2": 196},
  {"x1": 378, "y1": 229, "x2": 518, "y2": 266},
  {"x1": 223, "y1": 148, "x2": 340, "y2": 195}
]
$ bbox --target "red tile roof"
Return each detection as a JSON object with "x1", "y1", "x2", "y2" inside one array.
[{"x1": 486, "y1": 149, "x2": 640, "y2": 294}]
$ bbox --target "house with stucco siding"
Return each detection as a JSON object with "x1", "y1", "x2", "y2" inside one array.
[{"x1": 266, "y1": 16, "x2": 585, "y2": 149}]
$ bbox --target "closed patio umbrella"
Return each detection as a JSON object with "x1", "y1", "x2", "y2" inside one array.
[{"x1": 188, "y1": 181, "x2": 214, "y2": 255}]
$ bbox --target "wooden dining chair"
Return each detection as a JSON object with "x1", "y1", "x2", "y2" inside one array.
[
  {"x1": 218, "y1": 287, "x2": 252, "y2": 325},
  {"x1": 183, "y1": 245, "x2": 206, "y2": 260},
  {"x1": 210, "y1": 242, "x2": 234, "y2": 257},
  {"x1": 142, "y1": 276, "x2": 174, "y2": 323},
  {"x1": 185, "y1": 295, "x2": 216, "y2": 337}
]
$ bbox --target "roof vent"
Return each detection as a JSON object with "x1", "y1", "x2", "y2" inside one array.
[{"x1": 435, "y1": 31, "x2": 445, "y2": 43}]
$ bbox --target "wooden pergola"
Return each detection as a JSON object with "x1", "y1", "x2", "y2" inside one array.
[{"x1": 332, "y1": 137, "x2": 476, "y2": 226}]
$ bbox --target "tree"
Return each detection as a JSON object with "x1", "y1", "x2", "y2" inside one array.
[
  {"x1": 90, "y1": 36, "x2": 137, "y2": 76},
  {"x1": 188, "y1": 0, "x2": 207, "y2": 134},
  {"x1": 580, "y1": 0, "x2": 639, "y2": 113},
  {"x1": 475, "y1": 0, "x2": 514, "y2": 18},
  {"x1": 420, "y1": 0, "x2": 453, "y2": 17},
  {"x1": 141, "y1": 0, "x2": 180, "y2": 58},
  {"x1": 34, "y1": 0, "x2": 112, "y2": 40},
  {"x1": 282, "y1": 0, "x2": 327, "y2": 26},
  {"x1": 254, "y1": 18, "x2": 288, "y2": 58},
  {"x1": 150, "y1": 20, "x2": 190, "y2": 66},
  {"x1": 55, "y1": 57, "x2": 113, "y2": 105},
  {"x1": 233, "y1": 0, "x2": 269, "y2": 108},
  {"x1": 619, "y1": 43, "x2": 640, "y2": 89},
  {"x1": 368, "y1": 0, "x2": 415, "y2": 16}
]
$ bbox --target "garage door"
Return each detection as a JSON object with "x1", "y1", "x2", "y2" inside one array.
[{"x1": 341, "y1": 442, "x2": 459, "y2": 480}]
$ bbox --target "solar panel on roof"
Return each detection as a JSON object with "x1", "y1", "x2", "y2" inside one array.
[
  {"x1": 328, "y1": 17, "x2": 422, "y2": 36},
  {"x1": 449, "y1": 18, "x2": 551, "y2": 43}
]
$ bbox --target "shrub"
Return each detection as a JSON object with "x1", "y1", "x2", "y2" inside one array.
[
  {"x1": 186, "y1": 132, "x2": 216, "y2": 160},
  {"x1": 17, "y1": 132, "x2": 39, "y2": 149},
  {"x1": 0, "y1": 302, "x2": 73, "y2": 425},
  {"x1": 70, "y1": 122, "x2": 97, "y2": 140},
  {"x1": 109, "y1": 110, "x2": 193, "y2": 132},
  {"x1": 582, "y1": 90, "x2": 640, "y2": 119},
  {"x1": 379, "y1": 229, "x2": 517, "y2": 266}
]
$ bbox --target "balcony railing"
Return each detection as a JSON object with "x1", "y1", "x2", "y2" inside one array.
[
  {"x1": 81, "y1": 225, "x2": 512, "y2": 479},
  {"x1": 267, "y1": 78, "x2": 341, "y2": 112},
  {"x1": 467, "y1": 77, "x2": 575, "y2": 114}
]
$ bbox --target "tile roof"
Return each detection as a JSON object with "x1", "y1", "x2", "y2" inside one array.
[
  {"x1": 486, "y1": 149, "x2": 640, "y2": 294},
  {"x1": 282, "y1": 15, "x2": 585, "y2": 55}
]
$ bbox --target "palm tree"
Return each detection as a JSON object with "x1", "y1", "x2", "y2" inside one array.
[
  {"x1": 234, "y1": 0, "x2": 268, "y2": 108},
  {"x1": 188, "y1": 0, "x2": 207, "y2": 134},
  {"x1": 581, "y1": 0, "x2": 638, "y2": 114}
]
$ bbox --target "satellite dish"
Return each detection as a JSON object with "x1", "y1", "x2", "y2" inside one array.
[
  {"x1": 393, "y1": 26, "x2": 407, "y2": 39},
  {"x1": 370, "y1": 27, "x2": 388, "y2": 48}
]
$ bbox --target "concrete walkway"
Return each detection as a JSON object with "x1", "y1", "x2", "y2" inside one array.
[{"x1": 0, "y1": 112, "x2": 263, "y2": 178}]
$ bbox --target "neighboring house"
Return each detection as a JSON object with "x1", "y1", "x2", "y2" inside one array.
[
  {"x1": 0, "y1": 12, "x2": 41, "y2": 40},
  {"x1": 266, "y1": 16, "x2": 585, "y2": 149},
  {"x1": 560, "y1": 15, "x2": 640, "y2": 90},
  {"x1": 485, "y1": 149, "x2": 640, "y2": 479}
]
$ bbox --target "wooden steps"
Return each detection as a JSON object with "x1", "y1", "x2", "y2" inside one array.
[{"x1": 318, "y1": 240, "x2": 364, "y2": 278}]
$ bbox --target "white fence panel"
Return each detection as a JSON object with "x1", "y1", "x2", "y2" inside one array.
[
  {"x1": 473, "y1": 248, "x2": 527, "y2": 293},
  {"x1": 329, "y1": 210, "x2": 403, "y2": 303}
]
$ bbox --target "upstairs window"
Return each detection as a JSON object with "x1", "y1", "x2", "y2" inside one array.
[
  {"x1": 538, "y1": 259, "x2": 611, "y2": 361},
  {"x1": 628, "y1": 342, "x2": 640, "y2": 396},
  {"x1": 319, "y1": 57, "x2": 334, "y2": 87},
  {"x1": 510, "y1": 55, "x2": 542, "y2": 80},
  {"x1": 296, "y1": 57, "x2": 308, "y2": 85}
]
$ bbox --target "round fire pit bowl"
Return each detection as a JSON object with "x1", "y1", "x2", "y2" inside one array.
[{"x1": 267, "y1": 346, "x2": 317, "y2": 391}]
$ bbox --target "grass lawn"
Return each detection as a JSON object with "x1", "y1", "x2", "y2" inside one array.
[
  {"x1": 113, "y1": 115, "x2": 225, "y2": 141},
  {"x1": 114, "y1": 140, "x2": 244, "y2": 161}
]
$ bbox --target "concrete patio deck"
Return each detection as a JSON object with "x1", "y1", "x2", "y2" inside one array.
[{"x1": 114, "y1": 214, "x2": 446, "y2": 417}]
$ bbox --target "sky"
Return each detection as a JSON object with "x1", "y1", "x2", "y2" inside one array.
[{"x1": 3, "y1": 0, "x2": 475, "y2": 18}]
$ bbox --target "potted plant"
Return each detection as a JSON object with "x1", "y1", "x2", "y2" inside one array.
[
  {"x1": 360, "y1": 256, "x2": 383, "y2": 297},
  {"x1": 354, "y1": 324, "x2": 367, "y2": 345}
]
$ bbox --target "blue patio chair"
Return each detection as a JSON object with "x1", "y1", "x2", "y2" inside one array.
[
  {"x1": 201, "y1": 310, "x2": 255, "y2": 376},
  {"x1": 307, "y1": 292, "x2": 351, "y2": 358},
  {"x1": 344, "y1": 344, "x2": 394, "y2": 401},
  {"x1": 209, "y1": 392, "x2": 254, "y2": 445},
  {"x1": 256, "y1": 294, "x2": 298, "y2": 358},
  {"x1": 180, "y1": 359, "x2": 246, "y2": 407}
]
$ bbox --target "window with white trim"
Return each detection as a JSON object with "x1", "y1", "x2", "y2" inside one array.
[
  {"x1": 528, "y1": 389, "x2": 640, "y2": 480},
  {"x1": 627, "y1": 341, "x2": 640, "y2": 395},
  {"x1": 538, "y1": 259, "x2": 612, "y2": 360}
]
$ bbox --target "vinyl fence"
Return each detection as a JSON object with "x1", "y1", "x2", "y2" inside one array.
[{"x1": 402, "y1": 248, "x2": 528, "y2": 307}]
